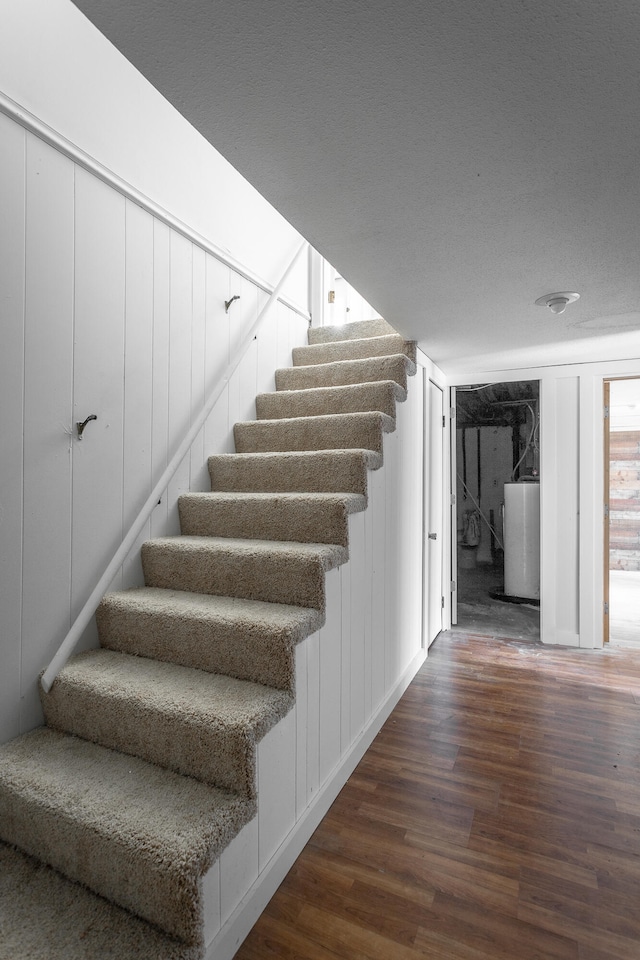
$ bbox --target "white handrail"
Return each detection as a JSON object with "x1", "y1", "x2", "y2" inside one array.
[{"x1": 41, "y1": 239, "x2": 309, "y2": 693}]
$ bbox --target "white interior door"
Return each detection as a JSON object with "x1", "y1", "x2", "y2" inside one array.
[{"x1": 426, "y1": 380, "x2": 444, "y2": 645}]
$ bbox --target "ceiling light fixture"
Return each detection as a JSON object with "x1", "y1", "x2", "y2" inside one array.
[{"x1": 535, "y1": 291, "x2": 580, "y2": 315}]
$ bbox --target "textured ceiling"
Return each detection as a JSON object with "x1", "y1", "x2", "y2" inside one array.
[{"x1": 71, "y1": 0, "x2": 640, "y2": 372}]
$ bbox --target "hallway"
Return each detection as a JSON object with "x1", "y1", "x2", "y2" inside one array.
[{"x1": 235, "y1": 631, "x2": 640, "y2": 959}]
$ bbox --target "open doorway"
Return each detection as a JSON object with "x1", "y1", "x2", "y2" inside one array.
[
  {"x1": 604, "y1": 377, "x2": 640, "y2": 647},
  {"x1": 452, "y1": 380, "x2": 540, "y2": 641}
]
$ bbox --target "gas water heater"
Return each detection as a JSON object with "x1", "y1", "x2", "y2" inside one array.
[{"x1": 503, "y1": 481, "x2": 540, "y2": 600}]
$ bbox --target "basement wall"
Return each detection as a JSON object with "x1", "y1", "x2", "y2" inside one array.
[{"x1": 450, "y1": 357, "x2": 640, "y2": 648}]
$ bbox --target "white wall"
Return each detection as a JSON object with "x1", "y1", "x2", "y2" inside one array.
[
  {"x1": 450, "y1": 357, "x2": 640, "y2": 648},
  {"x1": 0, "y1": 35, "x2": 310, "y2": 741}
]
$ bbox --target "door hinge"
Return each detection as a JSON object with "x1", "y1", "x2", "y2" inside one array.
[
  {"x1": 604, "y1": 600, "x2": 609, "y2": 615},
  {"x1": 604, "y1": 405, "x2": 609, "y2": 419},
  {"x1": 450, "y1": 493, "x2": 456, "y2": 506},
  {"x1": 442, "y1": 415, "x2": 446, "y2": 428},
  {"x1": 604, "y1": 503, "x2": 609, "y2": 518},
  {"x1": 441, "y1": 596, "x2": 445, "y2": 608},
  {"x1": 450, "y1": 406, "x2": 456, "y2": 420},
  {"x1": 450, "y1": 580, "x2": 456, "y2": 592}
]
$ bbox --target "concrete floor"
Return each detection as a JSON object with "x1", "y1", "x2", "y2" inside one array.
[
  {"x1": 452, "y1": 561, "x2": 639, "y2": 648},
  {"x1": 453, "y1": 559, "x2": 540, "y2": 643}
]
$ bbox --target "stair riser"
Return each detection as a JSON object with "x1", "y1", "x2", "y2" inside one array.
[
  {"x1": 179, "y1": 495, "x2": 351, "y2": 546},
  {"x1": 42, "y1": 687, "x2": 260, "y2": 797},
  {"x1": 233, "y1": 414, "x2": 390, "y2": 456},
  {"x1": 307, "y1": 318, "x2": 396, "y2": 344},
  {"x1": 255, "y1": 382, "x2": 399, "y2": 421},
  {"x1": 275, "y1": 355, "x2": 411, "y2": 392},
  {"x1": 98, "y1": 605, "x2": 299, "y2": 690},
  {"x1": 142, "y1": 545, "x2": 332, "y2": 609},
  {"x1": 208, "y1": 454, "x2": 372, "y2": 495},
  {"x1": 292, "y1": 335, "x2": 416, "y2": 368}
]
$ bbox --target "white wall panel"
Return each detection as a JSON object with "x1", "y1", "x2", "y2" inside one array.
[
  {"x1": 368, "y1": 463, "x2": 387, "y2": 713},
  {"x1": 21, "y1": 135, "x2": 75, "y2": 729},
  {"x1": 122, "y1": 201, "x2": 154, "y2": 587},
  {"x1": 219, "y1": 818, "x2": 259, "y2": 926},
  {"x1": 257, "y1": 710, "x2": 296, "y2": 871},
  {"x1": 294, "y1": 643, "x2": 309, "y2": 815},
  {"x1": 339, "y1": 547, "x2": 352, "y2": 751},
  {"x1": 0, "y1": 115, "x2": 25, "y2": 743},
  {"x1": 348, "y1": 511, "x2": 366, "y2": 740},
  {"x1": 72, "y1": 169, "x2": 125, "y2": 639},
  {"x1": 150, "y1": 219, "x2": 171, "y2": 539},
  {"x1": 318, "y1": 569, "x2": 342, "y2": 785},
  {"x1": 189, "y1": 245, "x2": 208, "y2": 491}
]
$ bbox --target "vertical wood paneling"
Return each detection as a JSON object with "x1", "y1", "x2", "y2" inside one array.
[
  {"x1": 72, "y1": 169, "x2": 125, "y2": 639},
  {"x1": 384, "y1": 430, "x2": 401, "y2": 686},
  {"x1": 369, "y1": 464, "x2": 387, "y2": 712},
  {"x1": 202, "y1": 861, "x2": 221, "y2": 946},
  {"x1": 150, "y1": 219, "x2": 171, "y2": 538},
  {"x1": 204, "y1": 255, "x2": 232, "y2": 457},
  {"x1": 363, "y1": 494, "x2": 374, "y2": 721},
  {"x1": 257, "y1": 710, "x2": 296, "y2": 871},
  {"x1": 318, "y1": 568, "x2": 342, "y2": 784},
  {"x1": 190, "y1": 246, "x2": 207, "y2": 491},
  {"x1": 0, "y1": 115, "x2": 25, "y2": 742},
  {"x1": 339, "y1": 549, "x2": 352, "y2": 751},
  {"x1": 238, "y1": 337, "x2": 258, "y2": 425},
  {"x1": 219, "y1": 819, "x2": 259, "y2": 925},
  {"x1": 305, "y1": 630, "x2": 320, "y2": 803},
  {"x1": 255, "y1": 309, "x2": 278, "y2": 398},
  {"x1": 21, "y1": 135, "x2": 75, "y2": 730},
  {"x1": 348, "y1": 511, "x2": 366, "y2": 739},
  {"x1": 122, "y1": 201, "x2": 154, "y2": 588},
  {"x1": 555, "y1": 377, "x2": 580, "y2": 640},
  {"x1": 294, "y1": 644, "x2": 308, "y2": 815},
  {"x1": 165, "y1": 233, "x2": 193, "y2": 536}
]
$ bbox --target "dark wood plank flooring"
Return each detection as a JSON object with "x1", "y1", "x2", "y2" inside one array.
[{"x1": 234, "y1": 631, "x2": 640, "y2": 960}]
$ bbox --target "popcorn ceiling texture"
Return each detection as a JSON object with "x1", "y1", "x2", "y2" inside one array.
[{"x1": 0, "y1": 320, "x2": 415, "y2": 956}]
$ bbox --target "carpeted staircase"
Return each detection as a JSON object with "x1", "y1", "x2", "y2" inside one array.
[{"x1": 0, "y1": 318, "x2": 416, "y2": 958}]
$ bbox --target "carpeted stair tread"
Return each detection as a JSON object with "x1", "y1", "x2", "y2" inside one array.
[
  {"x1": 142, "y1": 536, "x2": 347, "y2": 609},
  {"x1": 97, "y1": 588, "x2": 322, "y2": 690},
  {"x1": 255, "y1": 380, "x2": 404, "y2": 422},
  {"x1": 42, "y1": 649, "x2": 292, "y2": 797},
  {"x1": 0, "y1": 728, "x2": 254, "y2": 945},
  {"x1": 307, "y1": 318, "x2": 397, "y2": 344},
  {"x1": 208, "y1": 448, "x2": 380, "y2": 495},
  {"x1": 292, "y1": 333, "x2": 416, "y2": 368},
  {"x1": 275, "y1": 353, "x2": 414, "y2": 392},
  {"x1": 179, "y1": 491, "x2": 365, "y2": 546},
  {"x1": 0, "y1": 841, "x2": 201, "y2": 960},
  {"x1": 233, "y1": 410, "x2": 394, "y2": 456}
]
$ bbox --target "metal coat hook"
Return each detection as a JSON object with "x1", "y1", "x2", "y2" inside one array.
[
  {"x1": 225, "y1": 295, "x2": 240, "y2": 313},
  {"x1": 76, "y1": 414, "x2": 97, "y2": 440}
]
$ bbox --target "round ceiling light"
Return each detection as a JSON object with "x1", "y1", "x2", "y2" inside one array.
[{"x1": 535, "y1": 292, "x2": 580, "y2": 315}]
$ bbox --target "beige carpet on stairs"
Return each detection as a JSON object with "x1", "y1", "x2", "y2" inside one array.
[{"x1": 0, "y1": 319, "x2": 416, "y2": 958}]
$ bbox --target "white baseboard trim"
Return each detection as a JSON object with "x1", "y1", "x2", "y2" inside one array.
[{"x1": 206, "y1": 646, "x2": 428, "y2": 960}]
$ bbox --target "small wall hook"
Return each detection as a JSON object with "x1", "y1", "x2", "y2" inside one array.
[
  {"x1": 76, "y1": 414, "x2": 97, "y2": 440},
  {"x1": 225, "y1": 295, "x2": 241, "y2": 313}
]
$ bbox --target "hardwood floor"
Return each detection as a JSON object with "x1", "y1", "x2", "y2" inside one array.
[{"x1": 234, "y1": 631, "x2": 640, "y2": 960}]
